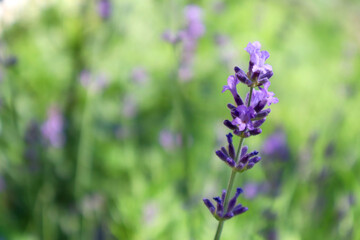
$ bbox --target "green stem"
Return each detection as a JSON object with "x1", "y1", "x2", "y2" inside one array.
[{"x1": 214, "y1": 87, "x2": 254, "y2": 240}]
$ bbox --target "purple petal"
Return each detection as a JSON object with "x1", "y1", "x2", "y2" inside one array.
[
  {"x1": 233, "y1": 206, "x2": 248, "y2": 215},
  {"x1": 240, "y1": 146, "x2": 248, "y2": 158},
  {"x1": 203, "y1": 199, "x2": 215, "y2": 214}
]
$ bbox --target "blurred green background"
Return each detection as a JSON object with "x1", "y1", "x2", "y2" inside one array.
[{"x1": 0, "y1": 0, "x2": 359, "y2": 239}]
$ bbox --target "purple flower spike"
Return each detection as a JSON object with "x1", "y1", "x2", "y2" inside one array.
[
  {"x1": 203, "y1": 188, "x2": 247, "y2": 221},
  {"x1": 261, "y1": 128, "x2": 290, "y2": 161},
  {"x1": 184, "y1": 5, "x2": 205, "y2": 39},
  {"x1": 163, "y1": 5, "x2": 205, "y2": 82},
  {"x1": 41, "y1": 106, "x2": 64, "y2": 148},
  {"x1": 222, "y1": 75, "x2": 243, "y2": 106},
  {"x1": 97, "y1": 0, "x2": 111, "y2": 19},
  {"x1": 203, "y1": 41, "x2": 277, "y2": 231}
]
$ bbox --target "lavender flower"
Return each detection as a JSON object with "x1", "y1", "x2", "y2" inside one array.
[
  {"x1": 79, "y1": 70, "x2": 108, "y2": 92},
  {"x1": 97, "y1": 0, "x2": 111, "y2": 19},
  {"x1": 243, "y1": 183, "x2": 260, "y2": 199},
  {"x1": 159, "y1": 129, "x2": 182, "y2": 151},
  {"x1": 183, "y1": 5, "x2": 205, "y2": 39},
  {"x1": 262, "y1": 128, "x2": 290, "y2": 161},
  {"x1": 162, "y1": 30, "x2": 181, "y2": 44},
  {"x1": 234, "y1": 41, "x2": 274, "y2": 87},
  {"x1": 223, "y1": 45, "x2": 277, "y2": 138},
  {"x1": 122, "y1": 95, "x2": 137, "y2": 118},
  {"x1": 203, "y1": 41, "x2": 277, "y2": 239},
  {"x1": 163, "y1": 5, "x2": 205, "y2": 82},
  {"x1": 41, "y1": 106, "x2": 64, "y2": 148},
  {"x1": 142, "y1": 201, "x2": 159, "y2": 225},
  {"x1": 215, "y1": 134, "x2": 261, "y2": 172},
  {"x1": 131, "y1": 67, "x2": 149, "y2": 84},
  {"x1": 203, "y1": 188, "x2": 248, "y2": 220}
]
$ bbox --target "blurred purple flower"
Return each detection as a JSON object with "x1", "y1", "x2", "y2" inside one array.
[
  {"x1": 122, "y1": 95, "x2": 137, "y2": 118},
  {"x1": 41, "y1": 106, "x2": 64, "y2": 148},
  {"x1": 243, "y1": 182, "x2": 271, "y2": 199},
  {"x1": 131, "y1": 67, "x2": 148, "y2": 84},
  {"x1": 142, "y1": 201, "x2": 159, "y2": 225},
  {"x1": 95, "y1": 73, "x2": 108, "y2": 90},
  {"x1": 97, "y1": 0, "x2": 111, "y2": 19},
  {"x1": 184, "y1": 5, "x2": 205, "y2": 39},
  {"x1": 162, "y1": 30, "x2": 181, "y2": 44},
  {"x1": 243, "y1": 183, "x2": 260, "y2": 199},
  {"x1": 163, "y1": 5, "x2": 205, "y2": 82},
  {"x1": 80, "y1": 70, "x2": 92, "y2": 87},
  {"x1": 79, "y1": 70, "x2": 108, "y2": 92},
  {"x1": 262, "y1": 129, "x2": 290, "y2": 161},
  {"x1": 159, "y1": 130, "x2": 182, "y2": 151}
]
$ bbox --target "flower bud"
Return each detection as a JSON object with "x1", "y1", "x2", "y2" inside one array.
[{"x1": 249, "y1": 128, "x2": 262, "y2": 136}]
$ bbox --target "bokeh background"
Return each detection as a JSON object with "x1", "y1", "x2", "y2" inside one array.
[{"x1": 0, "y1": 0, "x2": 360, "y2": 239}]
